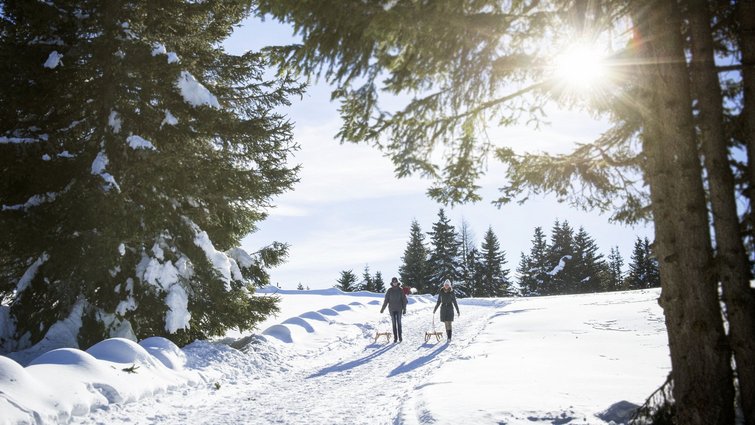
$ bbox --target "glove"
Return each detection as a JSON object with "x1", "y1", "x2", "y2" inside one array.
[
  {"x1": 457, "y1": 311, "x2": 460, "y2": 316},
  {"x1": 380, "y1": 308, "x2": 384, "y2": 314},
  {"x1": 402, "y1": 309, "x2": 406, "y2": 315}
]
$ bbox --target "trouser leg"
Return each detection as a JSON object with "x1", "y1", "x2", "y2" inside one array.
[
  {"x1": 391, "y1": 312, "x2": 398, "y2": 341},
  {"x1": 396, "y1": 312, "x2": 403, "y2": 340}
]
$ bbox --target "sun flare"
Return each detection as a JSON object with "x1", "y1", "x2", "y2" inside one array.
[{"x1": 553, "y1": 44, "x2": 608, "y2": 91}]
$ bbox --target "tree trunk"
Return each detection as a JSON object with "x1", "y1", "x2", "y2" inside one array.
[
  {"x1": 740, "y1": 1, "x2": 755, "y2": 229},
  {"x1": 630, "y1": 1, "x2": 734, "y2": 423},
  {"x1": 688, "y1": 1, "x2": 755, "y2": 422}
]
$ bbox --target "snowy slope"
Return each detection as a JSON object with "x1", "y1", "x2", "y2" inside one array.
[{"x1": 0, "y1": 288, "x2": 669, "y2": 425}]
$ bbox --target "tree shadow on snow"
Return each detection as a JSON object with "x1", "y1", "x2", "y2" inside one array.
[
  {"x1": 306, "y1": 344, "x2": 397, "y2": 378},
  {"x1": 387, "y1": 344, "x2": 448, "y2": 377}
]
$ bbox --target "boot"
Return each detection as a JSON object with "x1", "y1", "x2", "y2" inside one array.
[{"x1": 447, "y1": 329, "x2": 452, "y2": 341}]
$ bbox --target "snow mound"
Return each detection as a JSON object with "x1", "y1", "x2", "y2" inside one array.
[
  {"x1": 86, "y1": 338, "x2": 160, "y2": 368},
  {"x1": 261, "y1": 324, "x2": 294, "y2": 343},
  {"x1": 299, "y1": 311, "x2": 329, "y2": 322},
  {"x1": 139, "y1": 337, "x2": 187, "y2": 371},
  {"x1": 28, "y1": 347, "x2": 101, "y2": 367}
]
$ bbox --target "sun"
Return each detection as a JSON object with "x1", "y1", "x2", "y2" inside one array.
[{"x1": 552, "y1": 43, "x2": 608, "y2": 92}]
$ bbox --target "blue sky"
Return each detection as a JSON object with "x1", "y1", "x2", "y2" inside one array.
[{"x1": 229, "y1": 17, "x2": 653, "y2": 290}]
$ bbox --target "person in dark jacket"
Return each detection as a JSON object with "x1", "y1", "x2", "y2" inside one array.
[
  {"x1": 433, "y1": 279, "x2": 460, "y2": 341},
  {"x1": 380, "y1": 277, "x2": 408, "y2": 342}
]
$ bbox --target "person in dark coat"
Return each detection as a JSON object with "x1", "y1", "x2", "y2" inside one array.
[
  {"x1": 380, "y1": 277, "x2": 408, "y2": 342},
  {"x1": 433, "y1": 279, "x2": 460, "y2": 341}
]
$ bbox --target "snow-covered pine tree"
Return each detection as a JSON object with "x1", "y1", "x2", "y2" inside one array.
[
  {"x1": 0, "y1": 1, "x2": 302, "y2": 348},
  {"x1": 336, "y1": 270, "x2": 357, "y2": 292},
  {"x1": 546, "y1": 220, "x2": 575, "y2": 295},
  {"x1": 606, "y1": 246, "x2": 625, "y2": 291},
  {"x1": 373, "y1": 270, "x2": 385, "y2": 293},
  {"x1": 571, "y1": 227, "x2": 608, "y2": 294},
  {"x1": 398, "y1": 219, "x2": 429, "y2": 294},
  {"x1": 479, "y1": 227, "x2": 511, "y2": 297},
  {"x1": 426, "y1": 209, "x2": 462, "y2": 295},
  {"x1": 516, "y1": 226, "x2": 549, "y2": 296}
]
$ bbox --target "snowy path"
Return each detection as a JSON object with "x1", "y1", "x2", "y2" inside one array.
[{"x1": 74, "y1": 300, "x2": 502, "y2": 425}]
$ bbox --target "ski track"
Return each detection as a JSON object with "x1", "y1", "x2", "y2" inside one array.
[{"x1": 73, "y1": 302, "x2": 501, "y2": 425}]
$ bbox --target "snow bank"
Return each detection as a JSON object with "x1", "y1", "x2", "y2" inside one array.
[{"x1": 0, "y1": 337, "x2": 199, "y2": 424}]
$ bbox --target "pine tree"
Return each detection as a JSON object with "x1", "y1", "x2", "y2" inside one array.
[
  {"x1": 606, "y1": 246, "x2": 625, "y2": 292},
  {"x1": 426, "y1": 209, "x2": 462, "y2": 295},
  {"x1": 466, "y1": 247, "x2": 485, "y2": 297},
  {"x1": 516, "y1": 253, "x2": 534, "y2": 297},
  {"x1": 399, "y1": 219, "x2": 430, "y2": 294},
  {"x1": 545, "y1": 220, "x2": 575, "y2": 295},
  {"x1": 627, "y1": 237, "x2": 660, "y2": 289},
  {"x1": 336, "y1": 270, "x2": 357, "y2": 292},
  {"x1": 479, "y1": 227, "x2": 512, "y2": 297},
  {"x1": 359, "y1": 264, "x2": 375, "y2": 292},
  {"x1": 0, "y1": 2, "x2": 302, "y2": 347},
  {"x1": 571, "y1": 227, "x2": 607, "y2": 294},
  {"x1": 456, "y1": 219, "x2": 476, "y2": 298},
  {"x1": 517, "y1": 227, "x2": 549, "y2": 296},
  {"x1": 297, "y1": 283, "x2": 305, "y2": 290},
  {"x1": 373, "y1": 271, "x2": 386, "y2": 293}
]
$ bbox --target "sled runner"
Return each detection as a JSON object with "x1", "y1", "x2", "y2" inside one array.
[{"x1": 425, "y1": 315, "x2": 444, "y2": 343}]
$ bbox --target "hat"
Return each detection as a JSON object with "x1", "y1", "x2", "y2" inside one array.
[
  {"x1": 442, "y1": 279, "x2": 452, "y2": 288},
  {"x1": 391, "y1": 277, "x2": 399, "y2": 286}
]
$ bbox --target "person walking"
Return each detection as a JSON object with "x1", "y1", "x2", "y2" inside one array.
[
  {"x1": 433, "y1": 279, "x2": 460, "y2": 341},
  {"x1": 380, "y1": 277, "x2": 408, "y2": 342}
]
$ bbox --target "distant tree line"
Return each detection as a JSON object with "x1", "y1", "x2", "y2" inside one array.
[
  {"x1": 336, "y1": 265, "x2": 386, "y2": 293},
  {"x1": 336, "y1": 208, "x2": 658, "y2": 297}
]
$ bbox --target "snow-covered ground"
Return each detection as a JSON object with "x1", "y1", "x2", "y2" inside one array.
[{"x1": 1, "y1": 287, "x2": 669, "y2": 424}]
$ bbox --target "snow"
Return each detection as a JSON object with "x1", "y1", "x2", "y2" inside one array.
[
  {"x1": 176, "y1": 71, "x2": 221, "y2": 109},
  {"x1": 15, "y1": 253, "x2": 49, "y2": 293},
  {"x1": 126, "y1": 135, "x2": 156, "y2": 150},
  {"x1": 43, "y1": 51, "x2": 62, "y2": 69},
  {"x1": 108, "y1": 111, "x2": 122, "y2": 134},
  {"x1": 164, "y1": 285, "x2": 191, "y2": 334},
  {"x1": 193, "y1": 229, "x2": 235, "y2": 290},
  {"x1": 0, "y1": 137, "x2": 37, "y2": 144},
  {"x1": 2, "y1": 191, "x2": 59, "y2": 212},
  {"x1": 1, "y1": 288, "x2": 670, "y2": 424},
  {"x1": 161, "y1": 110, "x2": 178, "y2": 127},
  {"x1": 90, "y1": 151, "x2": 119, "y2": 191},
  {"x1": 152, "y1": 43, "x2": 180, "y2": 64},
  {"x1": 548, "y1": 254, "x2": 572, "y2": 276}
]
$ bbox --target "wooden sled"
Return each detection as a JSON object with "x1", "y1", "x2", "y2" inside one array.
[
  {"x1": 374, "y1": 331, "x2": 392, "y2": 343},
  {"x1": 425, "y1": 316, "x2": 444, "y2": 343},
  {"x1": 424, "y1": 330, "x2": 443, "y2": 343}
]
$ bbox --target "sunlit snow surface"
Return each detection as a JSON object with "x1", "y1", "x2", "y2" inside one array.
[{"x1": 1, "y1": 288, "x2": 669, "y2": 424}]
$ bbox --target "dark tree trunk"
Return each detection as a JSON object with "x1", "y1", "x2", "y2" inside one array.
[
  {"x1": 630, "y1": 1, "x2": 735, "y2": 423},
  {"x1": 740, "y1": 1, "x2": 755, "y2": 228},
  {"x1": 688, "y1": 1, "x2": 755, "y2": 422}
]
